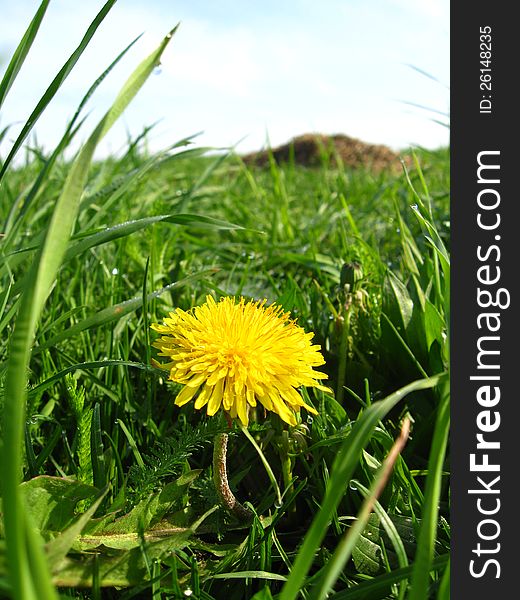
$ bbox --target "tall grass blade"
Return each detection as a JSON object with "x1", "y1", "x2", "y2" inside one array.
[
  {"x1": 0, "y1": 0, "x2": 50, "y2": 110},
  {"x1": 1, "y1": 27, "x2": 177, "y2": 598},
  {"x1": 408, "y1": 386, "x2": 450, "y2": 600},
  {"x1": 0, "y1": 0, "x2": 117, "y2": 181},
  {"x1": 311, "y1": 419, "x2": 411, "y2": 599},
  {"x1": 331, "y1": 554, "x2": 450, "y2": 600},
  {"x1": 3, "y1": 33, "x2": 143, "y2": 239},
  {"x1": 278, "y1": 373, "x2": 446, "y2": 600},
  {"x1": 0, "y1": 0, "x2": 50, "y2": 108}
]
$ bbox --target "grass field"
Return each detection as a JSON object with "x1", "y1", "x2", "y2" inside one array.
[{"x1": 0, "y1": 7, "x2": 450, "y2": 600}]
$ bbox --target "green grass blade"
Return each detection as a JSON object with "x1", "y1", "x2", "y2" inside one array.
[
  {"x1": 311, "y1": 421, "x2": 411, "y2": 600},
  {"x1": 24, "y1": 519, "x2": 58, "y2": 600},
  {"x1": 351, "y1": 481, "x2": 409, "y2": 600},
  {"x1": 64, "y1": 214, "x2": 244, "y2": 262},
  {"x1": 0, "y1": 0, "x2": 50, "y2": 110},
  {"x1": 3, "y1": 33, "x2": 143, "y2": 240},
  {"x1": 28, "y1": 360, "x2": 150, "y2": 399},
  {"x1": 278, "y1": 374, "x2": 446, "y2": 600},
  {"x1": 330, "y1": 554, "x2": 449, "y2": 600},
  {"x1": 117, "y1": 419, "x2": 145, "y2": 470},
  {"x1": 210, "y1": 571, "x2": 287, "y2": 581},
  {"x1": 90, "y1": 403, "x2": 106, "y2": 489},
  {"x1": 436, "y1": 557, "x2": 450, "y2": 600},
  {"x1": 240, "y1": 424, "x2": 282, "y2": 508},
  {"x1": 0, "y1": 0, "x2": 118, "y2": 181},
  {"x1": 408, "y1": 386, "x2": 450, "y2": 600},
  {"x1": 94, "y1": 25, "x2": 179, "y2": 143},
  {"x1": 1, "y1": 28, "x2": 177, "y2": 598},
  {"x1": 33, "y1": 271, "x2": 215, "y2": 353}
]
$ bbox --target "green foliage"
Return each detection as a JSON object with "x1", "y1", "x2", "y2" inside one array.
[
  {"x1": 0, "y1": 4, "x2": 450, "y2": 599},
  {"x1": 128, "y1": 417, "x2": 231, "y2": 499}
]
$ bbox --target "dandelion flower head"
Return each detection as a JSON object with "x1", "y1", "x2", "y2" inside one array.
[{"x1": 151, "y1": 295, "x2": 331, "y2": 426}]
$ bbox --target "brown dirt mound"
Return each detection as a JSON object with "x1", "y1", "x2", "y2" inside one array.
[{"x1": 242, "y1": 133, "x2": 408, "y2": 172}]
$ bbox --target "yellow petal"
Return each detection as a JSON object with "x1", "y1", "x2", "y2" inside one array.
[
  {"x1": 175, "y1": 384, "x2": 199, "y2": 407},
  {"x1": 237, "y1": 398, "x2": 249, "y2": 426},
  {"x1": 207, "y1": 378, "x2": 225, "y2": 416},
  {"x1": 194, "y1": 384, "x2": 211, "y2": 409}
]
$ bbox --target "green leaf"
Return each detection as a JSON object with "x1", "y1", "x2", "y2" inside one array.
[
  {"x1": 423, "y1": 297, "x2": 445, "y2": 352},
  {"x1": 46, "y1": 489, "x2": 108, "y2": 570},
  {"x1": 52, "y1": 534, "x2": 192, "y2": 588},
  {"x1": 79, "y1": 471, "x2": 201, "y2": 550},
  {"x1": 352, "y1": 527, "x2": 383, "y2": 576},
  {"x1": 384, "y1": 271, "x2": 413, "y2": 333},
  {"x1": 52, "y1": 504, "x2": 216, "y2": 588},
  {"x1": 19, "y1": 476, "x2": 99, "y2": 536},
  {"x1": 351, "y1": 512, "x2": 414, "y2": 575},
  {"x1": 250, "y1": 587, "x2": 276, "y2": 600}
]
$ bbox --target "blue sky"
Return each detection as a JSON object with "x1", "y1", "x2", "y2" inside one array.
[{"x1": 1, "y1": 0, "x2": 449, "y2": 158}]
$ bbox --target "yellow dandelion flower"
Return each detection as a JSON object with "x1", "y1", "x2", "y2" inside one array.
[{"x1": 151, "y1": 295, "x2": 331, "y2": 426}]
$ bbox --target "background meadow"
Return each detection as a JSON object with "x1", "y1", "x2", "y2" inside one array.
[{"x1": 0, "y1": 2, "x2": 450, "y2": 599}]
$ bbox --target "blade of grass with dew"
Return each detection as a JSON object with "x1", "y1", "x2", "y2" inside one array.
[
  {"x1": 0, "y1": 0, "x2": 118, "y2": 182},
  {"x1": 278, "y1": 373, "x2": 446, "y2": 600},
  {"x1": 66, "y1": 214, "x2": 245, "y2": 259},
  {"x1": 0, "y1": 0, "x2": 50, "y2": 110},
  {"x1": 1, "y1": 28, "x2": 177, "y2": 599},
  {"x1": 210, "y1": 571, "x2": 287, "y2": 582},
  {"x1": 4, "y1": 205, "x2": 243, "y2": 290}
]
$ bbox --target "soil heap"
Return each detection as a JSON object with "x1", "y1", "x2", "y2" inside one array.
[{"x1": 242, "y1": 133, "x2": 408, "y2": 172}]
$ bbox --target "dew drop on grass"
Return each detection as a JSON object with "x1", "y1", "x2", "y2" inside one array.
[
  {"x1": 111, "y1": 267, "x2": 119, "y2": 275},
  {"x1": 183, "y1": 588, "x2": 193, "y2": 597},
  {"x1": 274, "y1": 500, "x2": 283, "y2": 509},
  {"x1": 307, "y1": 416, "x2": 314, "y2": 425},
  {"x1": 349, "y1": 482, "x2": 358, "y2": 491},
  {"x1": 411, "y1": 203, "x2": 418, "y2": 211}
]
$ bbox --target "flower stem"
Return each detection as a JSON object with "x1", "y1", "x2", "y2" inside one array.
[
  {"x1": 336, "y1": 311, "x2": 351, "y2": 404},
  {"x1": 213, "y1": 432, "x2": 253, "y2": 522}
]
